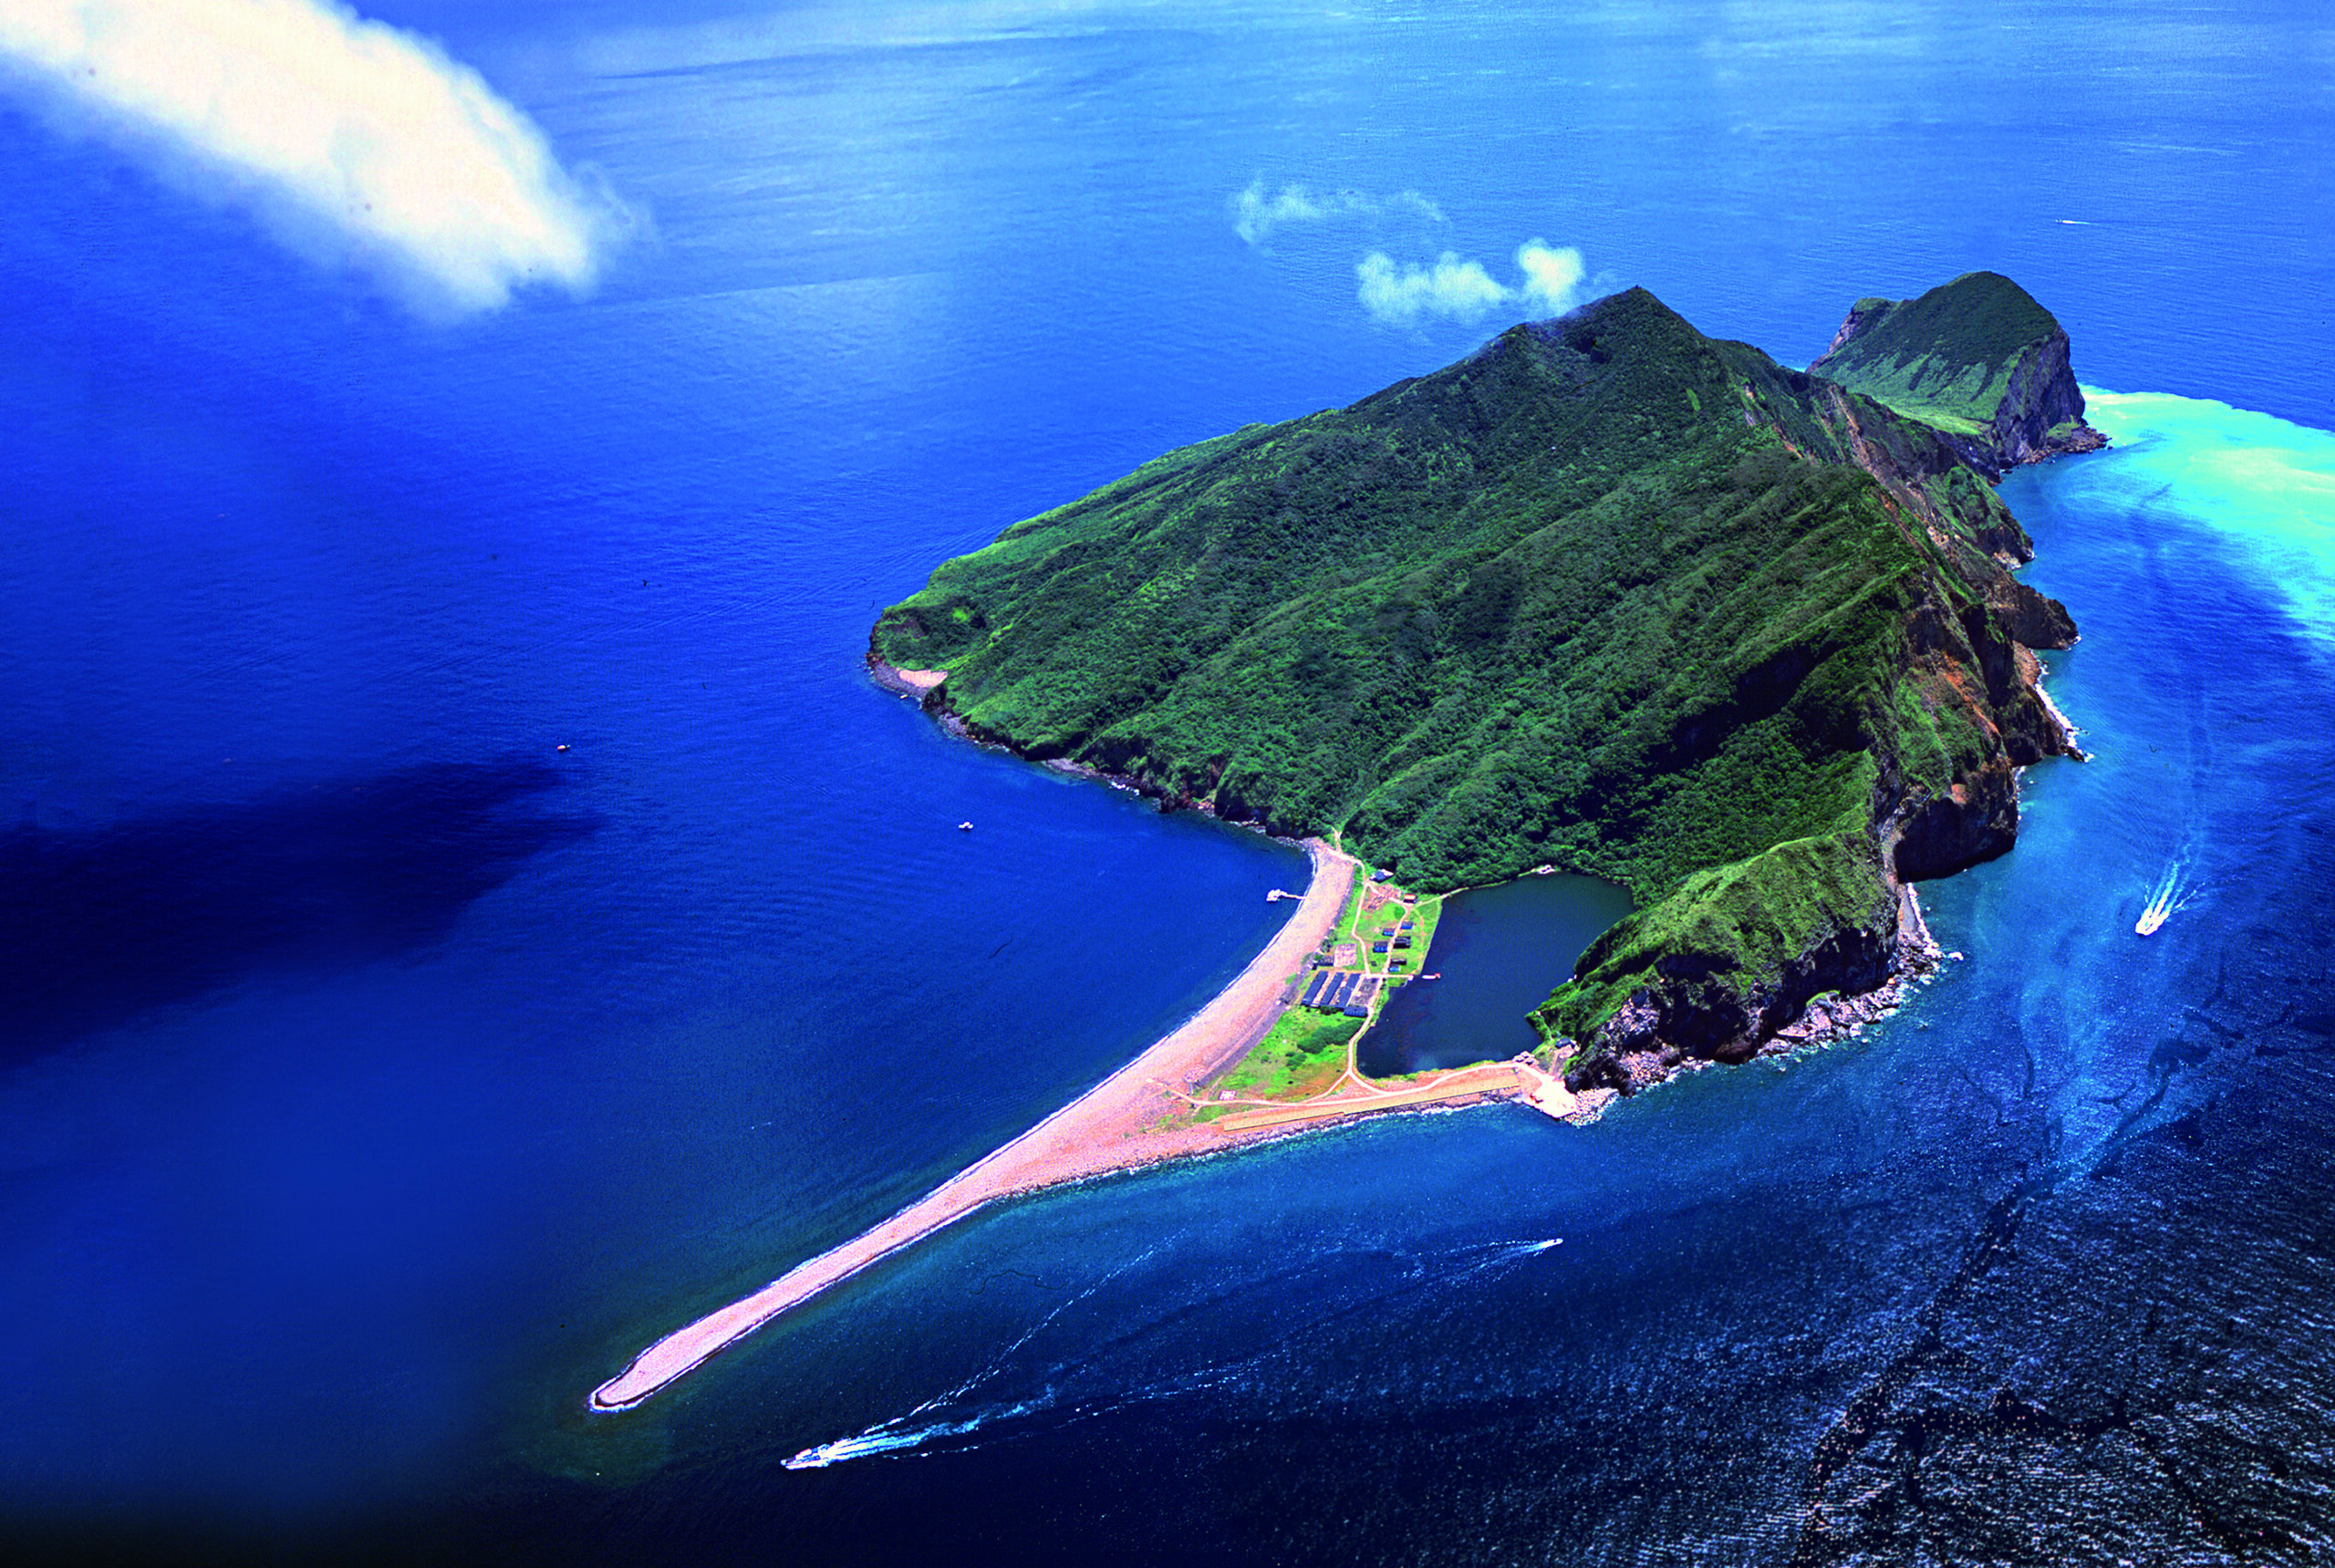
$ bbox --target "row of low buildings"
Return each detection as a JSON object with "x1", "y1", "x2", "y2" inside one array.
[
  {"x1": 1291, "y1": 892, "x2": 1427, "y2": 1018},
  {"x1": 1299, "y1": 968, "x2": 1380, "y2": 1018}
]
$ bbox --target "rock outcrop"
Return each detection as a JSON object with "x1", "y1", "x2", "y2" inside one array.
[
  {"x1": 874, "y1": 276, "x2": 2103, "y2": 1102},
  {"x1": 1811, "y1": 270, "x2": 2107, "y2": 479}
]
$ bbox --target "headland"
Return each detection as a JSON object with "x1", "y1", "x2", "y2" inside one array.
[
  {"x1": 870, "y1": 273, "x2": 2100, "y2": 1095},
  {"x1": 597, "y1": 272, "x2": 2103, "y2": 1413},
  {"x1": 592, "y1": 831, "x2": 1574, "y2": 1412}
]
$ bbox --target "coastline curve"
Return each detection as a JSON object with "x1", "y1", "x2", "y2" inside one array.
[{"x1": 589, "y1": 837, "x2": 1355, "y2": 1413}]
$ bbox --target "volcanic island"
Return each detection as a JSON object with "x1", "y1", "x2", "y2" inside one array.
[{"x1": 591, "y1": 271, "x2": 2104, "y2": 1413}]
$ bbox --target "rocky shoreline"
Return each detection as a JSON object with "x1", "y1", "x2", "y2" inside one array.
[
  {"x1": 1558, "y1": 885, "x2": 1946, "y2": 1097},
  {"x1": 868, "y1": 277, "x2": 2106, "y2": 1112},
  {"x1": 870, "y1": 653, "x2": 1271, "y2": 825},
  {"x1": 867, "y1": 659, "x2": 947, "y2": 701}
]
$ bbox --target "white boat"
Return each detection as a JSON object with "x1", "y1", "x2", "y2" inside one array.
[{"x1": 2136, "y1": 862, "x2": 2191, "y2": 936}]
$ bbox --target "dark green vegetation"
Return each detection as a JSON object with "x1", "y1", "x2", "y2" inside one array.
[
  {"x1": 1812, "y1": 271, "x2": 2106, "y2": 476},
  {"x1": 874, "y1": 281, "x2": 2096, "y2": 1088}
]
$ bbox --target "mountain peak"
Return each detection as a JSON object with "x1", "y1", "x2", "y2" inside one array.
[
  {"x1": 1811, "y1": 272, "x2": 2104, "y2": 472},
  {"x1": 871, "y1": 274, "x2": 2093, "y2": 1091}
]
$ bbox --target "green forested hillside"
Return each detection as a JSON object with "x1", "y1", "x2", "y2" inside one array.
[
  {"x1": 1808, "y1": 271, "x2": 2064, "y2": 434},
  {"x1": 872, "y1": 285, "x2": 2082, "y2": 1075}
]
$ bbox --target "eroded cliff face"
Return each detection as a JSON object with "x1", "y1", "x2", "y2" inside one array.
[
  {"x1": 1557, "y1": 573, "x2": 2080, "y2": 1094},
  {"x1": 1568, "y1": 914, "x2": 1904, "y2": 1094},
  {"x1": 1935, "y1": 331, "x2": 2108, "y2": 479},
  {"x1": 1875, "y1": 592, "x2": 2078, "y2": 880},
  {"x1": 1552, "y1": 410, "x2": 2086, "y2": 1094}
]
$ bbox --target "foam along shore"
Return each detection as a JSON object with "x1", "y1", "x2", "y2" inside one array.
[{"x1": 589, "y1": 838, "x2": 1360, "y2": 1414}]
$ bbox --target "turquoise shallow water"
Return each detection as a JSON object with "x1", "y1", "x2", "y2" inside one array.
[
  {"x1": 4, "y1": 1, "x2": 2334, "y2": 1561},
  {"x1": 640, "y1": 391, "x2": 2335, "y2": 1563}
]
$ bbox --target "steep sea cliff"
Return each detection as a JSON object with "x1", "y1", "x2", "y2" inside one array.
[
  {"x1": 13, "y1": 2, "x2": 2332, "y2": 1556},
  {"x1": 874, "y1": 275, "x2": 2104, "y2": 1095}
]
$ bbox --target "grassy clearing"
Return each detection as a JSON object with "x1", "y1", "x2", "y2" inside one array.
[
  {"x1": 1193, "y1": 865, "x2": 1449, "y2": 1121},
  {"x1": 1325, "y1": 878, "x2": 1369, "y2": 957},
  {"x1": 1194, "y1": 1011, "x2": 1361, "y2": 1120},
  {"x1": 1325, "y1": 866, "x2": 1438, "y2": 981}
]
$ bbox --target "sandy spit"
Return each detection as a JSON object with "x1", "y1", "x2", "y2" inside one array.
[{"x1": 589, "y1": 839, "x2": 1359, "y2": 1413}]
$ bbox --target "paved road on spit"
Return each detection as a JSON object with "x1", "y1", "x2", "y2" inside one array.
[{"x1": 590, "y1": 838, "x2": 1356, "y2": 1413}]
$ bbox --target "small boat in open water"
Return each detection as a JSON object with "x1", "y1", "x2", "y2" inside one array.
[
  {"x1": 784, "y1": 1428, "x2": 924, "y2": 1469},
  {"x1": 2136, "y1": 860, "x2": 2195, "y2": 936},
  {"x1": 784, "y1": 1413, "x2": 990, "y2": 1469}
]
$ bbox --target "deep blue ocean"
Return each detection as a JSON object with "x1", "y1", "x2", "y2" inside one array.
[{"x1": 5, "y1": 2, "x2": 2334, "y2": 1562}]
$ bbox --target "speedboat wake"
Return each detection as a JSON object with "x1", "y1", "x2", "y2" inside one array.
[{"x1": 2136, "y1": 858, "x2": 2204, "y2": 937}]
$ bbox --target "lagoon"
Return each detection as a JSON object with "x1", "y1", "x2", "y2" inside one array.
[
  {"x1": 1360, "y1": 875, "x2": 1634, "y2": 1078},
  {"x1": 5, "y1": 0, "x2": 2335, "y2": 1561}
]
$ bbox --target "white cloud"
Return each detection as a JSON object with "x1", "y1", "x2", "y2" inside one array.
[
  {"x1": 1355, "y1": 239, "x2": 1590, "y2": 327},
  {"x1": 1356, "y1": 252, "x2": 1509, "y2": 327},
  {"x1": 1515, "y1": 240, "x2": 1587, "y2": 317},
  {"x1": 0, "y1": 0, "x2": 631, "y2": 313},
  {"x1": 1232, "y1": 182, "x2": 1331, "y2": 244},
  {"x1": 1230, "y1": 179, "x2": 1445, "y2": 245}
]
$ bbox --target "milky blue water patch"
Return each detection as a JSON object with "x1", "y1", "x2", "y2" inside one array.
[
  {"x1": 2083, "y1": 389, "x2": 2335, "y2": 651},
  {"x1": 8, "y1": 0, "x2": 2335, "y2": 1556},
  {"x1": 1920, "y1": 394, "x2": 2335, "y2": 1157}
]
